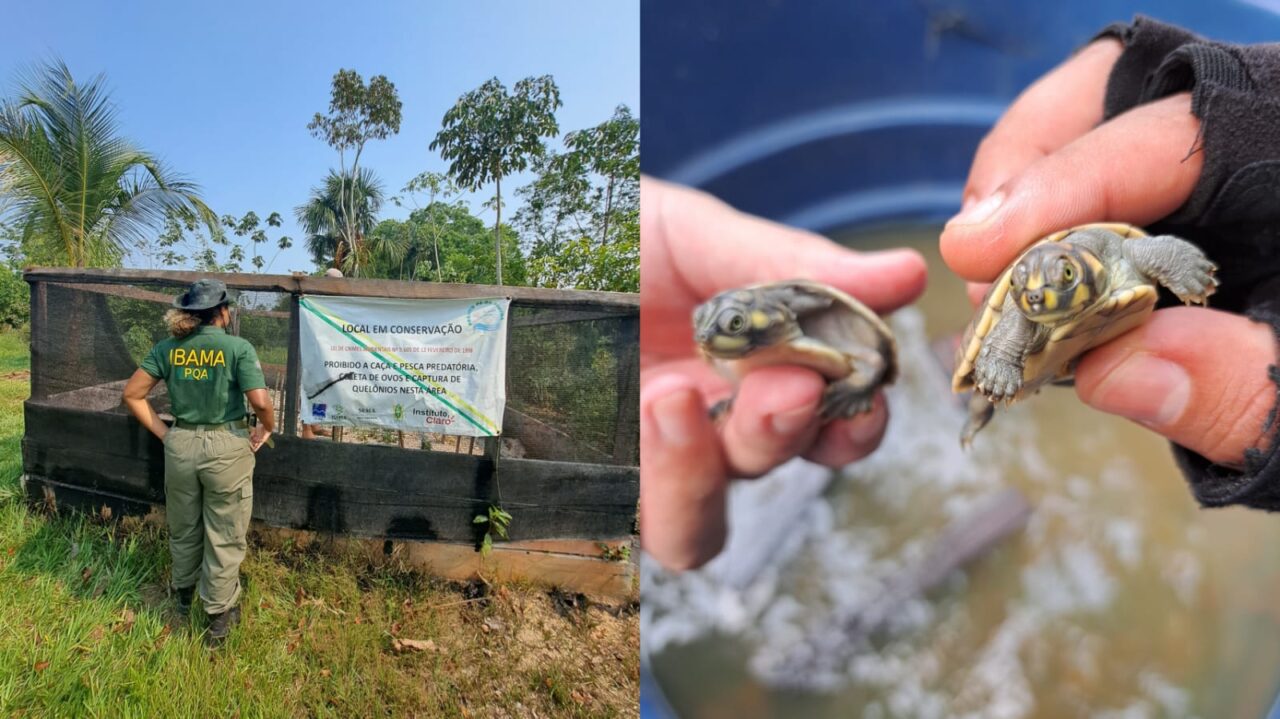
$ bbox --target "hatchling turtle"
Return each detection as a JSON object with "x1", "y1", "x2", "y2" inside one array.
[
  {"x1": 952, "y1": 222, "x2": 1218, "y2": 447},
  {"x1": 693, "y1": 280, "x2": 898, "y2": 421}
]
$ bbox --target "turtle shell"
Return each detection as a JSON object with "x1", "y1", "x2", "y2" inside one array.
[
  {"x1": 713, "y1": 279, "x2": 898, "y2": 386},
  {"x1": 951, "y1": 223, "x2": 1156, "y2": 400}
]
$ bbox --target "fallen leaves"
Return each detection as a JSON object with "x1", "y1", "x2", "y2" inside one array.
[
  {"x1": 153, "y1": 624, "x2": 171, "y2": 650},
  {"x1": 79, "y1": 565, "x2": 108, "y2": 598},
  {"x1": 390, "y1": 637, "x2": 437, "y2": 653},
  {"x1": 33, "y1": 660, "x2": 49, "y2": 672},
  {"x1": 113, "y1": 608, "x2": 135, "y2": 634},
  {"x1": 298, "y1": 597, "x2": 344, "y2": 616}
]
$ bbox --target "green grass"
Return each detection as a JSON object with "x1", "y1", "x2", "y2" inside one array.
[{"x1": 0, "y1": 331, "x2": 638, "y2": 718}]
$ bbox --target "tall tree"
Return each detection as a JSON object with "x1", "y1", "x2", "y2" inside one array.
[
  {"x1": 564, "y1": 104, "x2": 639, "y2": 246},
  {"x1": 366, "y1": 202, "x2": 526, "y2": 286},
  {"x1": 515, "y1": 104, "x2": 639, "y2": 293},
  {"x1": 430, "y1": 75, "x2": 562, "y2": 285},
  {"x1": 307, "y1": 69, "x2": 401, "y2": 276},
  {"x1": 393, "y1": 171, "x2": 460, "y2": 282},
  {"x1": 141, "y1": 207, "x2": 291, "y2": 273},
  {"x1": 514, "y1": 150, "x2": 591, "y2": 257},
  {"x1": 295, "y1": 168, "x2": 385, "y2": 274},
  {"x1": 0, "y1": 60, "x2": 214, "y2": 267}
]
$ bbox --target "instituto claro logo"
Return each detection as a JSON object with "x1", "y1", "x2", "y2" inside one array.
[{"x1": 467, "y1": 300, "x2": 504, "y2": 332}]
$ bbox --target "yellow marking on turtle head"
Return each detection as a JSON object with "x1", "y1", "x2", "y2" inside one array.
[
  {"x1": 710, "y1": 335, "x2": 750, "y2": 353},
  {"x1": 1070, "y1": 281, "x2": 1092, "y2": 310},
  {"x1": 750, "y1": 310, "x2": 771, "y2": 330}
]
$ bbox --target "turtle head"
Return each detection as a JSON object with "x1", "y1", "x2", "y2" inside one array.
[
  {"x1": 1010, "y1": 241, "x2": 1107, "y2": 323},
  {"x1": 693, "y1": 289, "x2": 801, "y2": 359}
]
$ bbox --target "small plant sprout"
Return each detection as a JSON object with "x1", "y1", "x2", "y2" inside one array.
[
  {"x1": 598, "y1": 543, "x2": 630, "y2": 562},
  {"x1": 473, "y1": 505, "x2": 512, "y2": 556}
]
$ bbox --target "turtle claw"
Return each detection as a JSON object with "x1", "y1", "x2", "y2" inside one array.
[
  {"x1": 819, "y1": 383, "x2": 875, "y2": 420},
  {"x1": 974, "y1": 355, "x2": 1023, "y2": 403},
  {"x1": 1166, "y1": 256, "x2": 1219, "y2": 306}
]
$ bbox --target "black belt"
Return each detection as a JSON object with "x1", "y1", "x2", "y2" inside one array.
[{"x1": 173, "y1": 418, "x2": 248, "y2": 432}]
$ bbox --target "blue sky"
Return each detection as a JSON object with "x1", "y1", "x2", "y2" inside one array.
[{"x1": 1, "y1": 1, "x2": 639, "y2": 273}]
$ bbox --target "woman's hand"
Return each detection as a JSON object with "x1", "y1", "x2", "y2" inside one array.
[
  {"x1": 121, "y1": 369, "x2": 166, "y2": 441},
  {"x1": 249, "y1": 425, "x2": 272, "y2": 452},
  {"x1": 941, "y1": 38, "x2": 1277, "y2": 467},
  {"x1": 640, "y1": 177, "x2": 928, "y2": 570}
]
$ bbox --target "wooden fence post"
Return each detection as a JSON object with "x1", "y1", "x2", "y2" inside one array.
[
  {"x1": 488, "y1": 299, "x2": 514, "y2": 500},
  {"x1": 612, "y1": 314, "x2": 639, "y2": 465},
  {"x1": 29, "y1": 281, "x2": 47, "y2": 401},
  {"x1": 283, "y1": 293, "x2": 301, "y2": 437}
]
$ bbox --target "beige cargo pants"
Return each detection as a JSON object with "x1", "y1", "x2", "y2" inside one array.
[{"x1": 163, "y1": 424, "x2": 255, "y2": 615}]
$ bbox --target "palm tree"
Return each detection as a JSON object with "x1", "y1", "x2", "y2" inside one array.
[
  {"x1": 295, "y1": 167, "x2": 386, "y2": 276},
  {"x1": 0, "y1": 60, "x2": 214, "y2": 267}
]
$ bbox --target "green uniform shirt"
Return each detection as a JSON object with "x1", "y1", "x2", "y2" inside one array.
[{"x1": 140, "y1": 326, "x2": 267, "y2": 425}]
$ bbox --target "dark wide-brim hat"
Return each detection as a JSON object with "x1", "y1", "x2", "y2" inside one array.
[{"x1": 173, "y1": 278, "x2": 235, "y2": 311}]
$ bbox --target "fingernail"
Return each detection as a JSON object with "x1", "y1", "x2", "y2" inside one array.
[
  {"x1": 770, "y1": 402, "x2": 816, "y2": 436},
  {"x1": 837, "y1": 248, "x2": 921, "y2": 274},
  {"x1": 947, "y1": 191, "x2": 1004, "y2": 227},
  {"x1": 651, "y1": 388, "x2": 701, "y2": 448},
  {"x1": 1088, "y1": 354, "x2": 1191, "y2": 427}
]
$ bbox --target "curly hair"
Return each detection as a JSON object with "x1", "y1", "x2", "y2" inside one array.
[{"x1": 163, "y1": 304, "x2": 225, "y2": 339}]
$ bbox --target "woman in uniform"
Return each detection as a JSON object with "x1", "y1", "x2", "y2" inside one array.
[{"x1": 121, "y1": 278, "x2": 275, "y2": 647}]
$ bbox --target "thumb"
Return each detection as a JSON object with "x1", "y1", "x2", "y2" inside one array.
[
  {"x1": 940, "y1": 93, "x2": 1201, "y2": 283},
  {"x1": 1076, "y1": 307, "x2": 1278, "y2": 467},
  {"x1": 643, "y1": 177, "x2": 928, "y2": 314}
]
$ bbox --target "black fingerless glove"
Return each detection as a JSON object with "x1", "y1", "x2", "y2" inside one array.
[{"x1": 1095, "y1": 15, "x2": 1280, "y2": 509}]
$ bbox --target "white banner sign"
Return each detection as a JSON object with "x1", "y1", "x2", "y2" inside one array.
[{"x1": 298, "y1": 295, "x2": 509, "y2": 437}]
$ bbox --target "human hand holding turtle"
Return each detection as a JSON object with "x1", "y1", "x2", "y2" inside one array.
[
  {"x1": 641, "y1": 177, "x2": 927, "y2": 570},
  {"x1": 941, "y1": 34, "x2": 1279, "y2": 467}
]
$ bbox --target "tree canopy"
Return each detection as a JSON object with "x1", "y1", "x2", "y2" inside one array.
[
  {"x1": 366, "y1": 201, "x2": 525, "y2": 286},
  {"x1": 307, "y1": 69, "x2": 402, "y2": 277},
  {"x1": 515, "y1": 104, "x2": 639, "y2": 293},
  {"x1": 0, "y1": 60, "x2": 635, "y2": 296},
  {"x1": 295, "y1": 168, "x2": 385, "y2": 274},
  {"x1": 430, "y1": 75, "x2": 562, "y2": 285},
  {"x1": 0, "y1": 60, "x2": 215, "y2": 267}
]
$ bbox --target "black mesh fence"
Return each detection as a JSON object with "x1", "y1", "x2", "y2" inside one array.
[
  {"x1": 34, "y1": 282, "x2": 291, "y2": 425},
  {"x1": 506, "y1": 305, "x2": 638, "y2": 465},
  {"x1": 30, "y1": 277, "x2": 638, "y2": 466}
]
